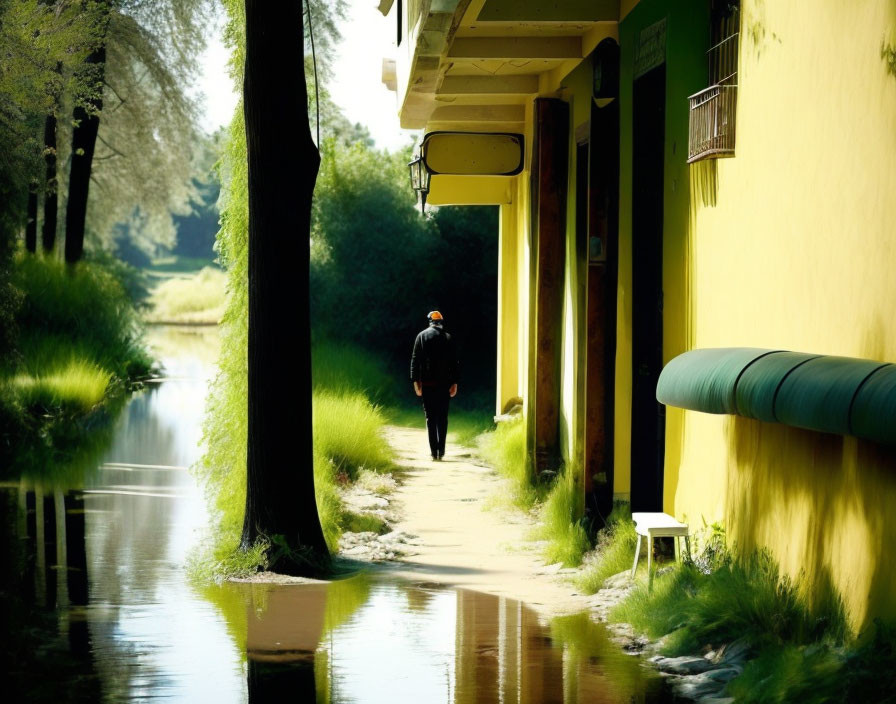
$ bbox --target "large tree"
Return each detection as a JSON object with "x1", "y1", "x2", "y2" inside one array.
[
  {"x1": 240, "y1": 0, "x2": 329, "y2": 571},
  {"x1": 63, "y1": 0, "x2": 207, "y2": 263},
  {"x1": 64, "y1": 9, "x2": 108, "y2": 264}
]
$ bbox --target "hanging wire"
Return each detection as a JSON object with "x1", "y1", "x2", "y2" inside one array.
[{"x1": 304, "y1": 0, "x2": 321, "y2": 147}]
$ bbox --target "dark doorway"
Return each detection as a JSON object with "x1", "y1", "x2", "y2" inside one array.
[{"x1": 630, "y1": 63, "x2": 666, "y2": 512}]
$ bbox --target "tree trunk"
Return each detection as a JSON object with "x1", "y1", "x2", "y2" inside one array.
[
  {"x1": 240, "y1": 0, "x2": 329, "y2": 573},
  {"x1": 25, "y1": 182, "x2": 38, "y2": 253},
  {"x1": 65, "y1": 44, "x2": 105, "y2": 264},
  {"x1": 41, "y1": 112, "x2": 58, "y2": 253}
]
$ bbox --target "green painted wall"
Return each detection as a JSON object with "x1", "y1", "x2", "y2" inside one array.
[{"x1": 617, "y1": 0, "x2": 709, "y2": 500}]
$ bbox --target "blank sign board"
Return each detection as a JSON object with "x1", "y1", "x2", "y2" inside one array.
[{"x1": 423, "y1": 132, "x2": 524, "y2": 176}]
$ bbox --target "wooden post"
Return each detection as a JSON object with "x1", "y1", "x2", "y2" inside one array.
[
  {"x1": 584, "y1": 98, "x2": 620, "y2": 525},
  {"x1": 532, "y1": 98, "x2": 569, "y2": 474}
]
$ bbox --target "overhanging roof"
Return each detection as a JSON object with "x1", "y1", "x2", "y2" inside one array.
[{"x1": 389, "y1": 0, "x2": 622, "y2": 131}]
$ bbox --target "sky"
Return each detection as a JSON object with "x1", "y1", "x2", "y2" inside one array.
[{"x1": 196, "y1": 0, "x2": 418, "y2": 152}]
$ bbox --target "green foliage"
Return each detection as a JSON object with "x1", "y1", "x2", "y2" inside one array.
[
  {"x1": 446, "y1": 408, "x2": 494, "y2": 447},
  {"x1": 147, "y1": 267, "x2": 226, "y2": 324},
  {"x1": 11, "y1": 359, "x2": 110, "y2": 414},
  {"x1": 312, "y1": 390, "x2": 393, "y2": 481},
  {"x1": 312, "y1": 340, "x2": 396, "y2": 407},
  {"x1": 575, "y1": 504, "x2": 639, "y2": 592},
  {"x1": 537, "y1": 462, "x2": 591, "y2": 567},
  {"x1": 0, "y1": 254, "x2": 149, "y2": 472},
  {"x1": 82, "y1": 0, "x2": 211, "y2": 255},
  {"x1": 477, "y1": 417, "x2": 538, "y2": 508},
  {"x1": 723, "y1": 619, "x2": 896, "y2": 702},
  {"x1": 196, "y1": 385, "x2": 394, "y2": 573},
  {"x1": 11, "y1": 255, "x2": 151, "y2": 379},
  {"x1": 309, "y1": 139, "x2": 499, "y2": 406},
  {"x1": 611, "y1": 551, "x2": 849, "y2": 657}
]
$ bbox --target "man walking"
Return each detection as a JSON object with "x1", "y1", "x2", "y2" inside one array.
[{"x1": 410, "y1": 311, "x2": 459, "y2": 460}]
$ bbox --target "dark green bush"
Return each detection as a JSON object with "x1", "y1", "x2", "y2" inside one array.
[{"x1": 12, "y1": 255, "x2": 152, "y2": 379}]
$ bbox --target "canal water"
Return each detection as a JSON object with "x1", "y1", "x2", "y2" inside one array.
[{"x1": 3, "y1": 326, "x2": 675, "y2": 703}]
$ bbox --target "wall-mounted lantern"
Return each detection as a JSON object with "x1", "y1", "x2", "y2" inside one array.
[
  {"x1": 408, "y1": 131, "x2": 524, "y2": 212},
  {"x1": 407, "y1": 150, "x2": 431, "y2": 214}
]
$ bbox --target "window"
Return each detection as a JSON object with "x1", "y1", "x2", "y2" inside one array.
[{"x1": 687, "y1": 1, "x2": 740, "y2": 163}]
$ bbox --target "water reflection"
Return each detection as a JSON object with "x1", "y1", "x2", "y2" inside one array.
[
  {"x1": 3, "y1": 326, "x2": 672, "y2": 702},
  {"x1": 204, "y1": 577, "x2": 672, "y2": 704}
]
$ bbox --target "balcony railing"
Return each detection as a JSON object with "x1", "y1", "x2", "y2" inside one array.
[{"x1": 687, "y1": 83, "x2": 737, "y2": 163}]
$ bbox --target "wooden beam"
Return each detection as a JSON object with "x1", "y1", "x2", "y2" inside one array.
[
  {"x1": 533, "y1": 98, "x2": 569, "y2": 474},
  {"x1": 429, "y1": 104, "x2": 525, "y2": 122},
  {"x1": 438, "y1": 74, "x2": 539, "y2": 95},
  {"x1": 448, "y1": 36, "x2": 582, "y2": 59}
]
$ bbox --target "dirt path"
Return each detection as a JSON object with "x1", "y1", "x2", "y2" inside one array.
[{"x1": 375, "y1": 425, "x2": 594, "y2": 616}]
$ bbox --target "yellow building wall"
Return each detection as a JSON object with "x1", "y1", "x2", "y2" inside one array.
[
  {"x1": 672, "y1": 0, "x2": 896, "y2": 631},
  {"x1": 497, "y1": 203, "x2": 520, "y2": 414},
  {"x1": 558, "y1": 61, "x2": 595, "y2": 466}
]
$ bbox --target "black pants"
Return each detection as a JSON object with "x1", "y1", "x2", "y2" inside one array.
[{"x1": 421, "y1": 386, "x2": 450, "y2": 457}]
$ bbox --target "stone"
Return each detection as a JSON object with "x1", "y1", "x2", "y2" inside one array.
[
  {"x1": 704, "y1": 667, "x2": 741, "y2": 683},
  {"x1": 348, "y1": 493, "x2": 389, "y2": 509},
  {"x1": 653, "y1": 656, "x2": 715, "y2": 675},
  {"x1": 719, "y1": 639, "x2": 751, "y2": 664},
  {"x1": 673, "y1": 673, "x2": 727, "y2": 700},
  {"x1": 342, "y1": 545, "x2": 371, "y2": 556},
  {"x1": 536, "y1": 562, "x2": 564, "y2": 575},
  {"x1": 603, "y1": 570, "x2": 633, "y2": 589}
]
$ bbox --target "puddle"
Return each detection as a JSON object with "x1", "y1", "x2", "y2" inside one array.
[{"x1": 3, "y1": 325, "x2": 674, "y2": 702}]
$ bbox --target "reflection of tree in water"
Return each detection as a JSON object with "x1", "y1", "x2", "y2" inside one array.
[{"x1": 1, "y1": 486, "x2": 103, "y2": 700}]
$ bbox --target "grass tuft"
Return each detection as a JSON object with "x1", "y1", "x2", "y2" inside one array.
[
  {"x1": 537, "y1": 462, "x2": 591, "y2": 567},
  {"x1": 575, "y1": 503, "x2": 638, "y2": 592},
  {"x1": 447, "y1": 409, "x2": 494, "y2": 447},
  {"x1": 312, "y1": 390, "x2": 392, "y2": 480},
  {"x1": 611, "y1": 550, "x2": 849, "y2": 657},
  {"x1": 478, "y1": 417, "x2": 538, "y2": 508},
  {"x1": 12, "y1": 359, "x2": 110, "y2": 414}
]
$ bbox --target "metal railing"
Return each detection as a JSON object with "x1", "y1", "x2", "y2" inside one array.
[{"x1": 687, "y1": 83, "x2": 737, "y2": 162}]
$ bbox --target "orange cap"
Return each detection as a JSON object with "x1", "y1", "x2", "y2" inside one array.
[{"x1": 428, "y1": 310, "x2": 443, "y2": 320}]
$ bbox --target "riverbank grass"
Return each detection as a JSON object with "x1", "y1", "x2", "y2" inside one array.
[
  {"x1": 603, "y1": 546, "x2": 896, "y2": 702},
  {"x1": 537, "y1": 462, "x2": 590, "y2": 567},
  {"x1": 613, "y1": 551, "x2": 849, "y2": 656},
  {"x1": 2, "y1": 256, "x2": 152, "y2": 469},
  {"x1": 575, "y1": 504, "x2": 639, "y2": 590},
  {"x1": 194, "y1": 341, "x2": 398, "y2": 578},
  {"x1": 145, "y1": 266, "x2": 226, "y2": 324},
  {"x1": 478, "y1": 417, "x2": 538, "y2": 508},
  {"x1": 11, "y1": 359, "x2": 111, "y2": 414}
]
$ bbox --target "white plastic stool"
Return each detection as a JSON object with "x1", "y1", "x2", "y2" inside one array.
[{"x1": 631, "y1": 512, "x2": 691, "y2": 588}]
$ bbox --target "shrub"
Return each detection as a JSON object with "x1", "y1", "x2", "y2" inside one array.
[{"x1": 12, "y1": 255, "x2": 151, "y2": 379}]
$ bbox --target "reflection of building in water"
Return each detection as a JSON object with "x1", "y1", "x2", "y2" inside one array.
[
  {"x1": 454, "y1": 590, "x2": 661, "y2": 704},
  {"x1": 454, "y1": 590, "x2": 564, "y2": 704}
]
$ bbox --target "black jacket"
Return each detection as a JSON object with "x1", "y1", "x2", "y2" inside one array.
[{"x1": 410, "y1": 324, "x2": 458, "y2": 386}]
